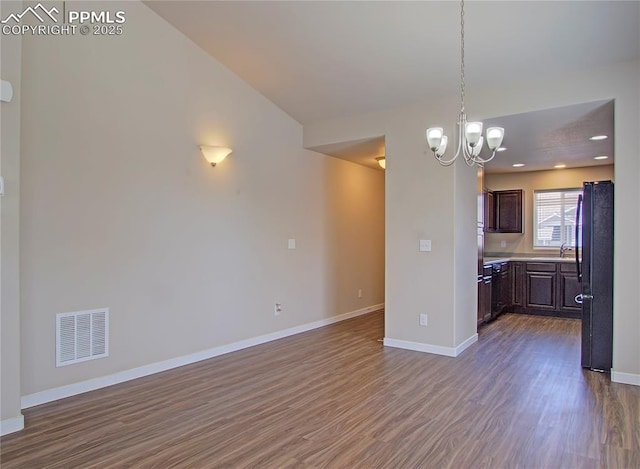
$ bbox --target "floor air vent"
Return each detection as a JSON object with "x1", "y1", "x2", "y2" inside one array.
[{"x1": 56, "y1": 308, "x2": 109, "y2": 367}]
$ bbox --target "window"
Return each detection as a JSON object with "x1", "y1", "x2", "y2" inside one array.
[{"x1": 533, "y1": 188, "x2": 581, "y2": 247}]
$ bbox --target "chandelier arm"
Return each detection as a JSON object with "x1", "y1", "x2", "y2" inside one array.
[
  {"x1": 449, "y1": 114, "x2": 466, "y2": 161},
  {"x1": 462, "y1": 143, "x2": 474, "y2": 160},
  {"x1": 434, "y1": 133, "x2": 459, "y2": 164},
  {"x1": 435, "y1": 153, "x2": 458, "y2": 166},
  {"x1": 471, "y1": 151, "x2": 497, "y2": 165},
  {"x1": 464, "y1": 153, "x2": 478, "y2": 167}
]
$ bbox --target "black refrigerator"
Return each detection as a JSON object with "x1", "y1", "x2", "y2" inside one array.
[{"x1": 576, "y1": 181, "x2": 614, "y2": 372}]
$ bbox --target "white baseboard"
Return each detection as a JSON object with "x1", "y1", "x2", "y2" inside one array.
[
  {"x1": 1, "y1": 414, "x2": 24, "y2": 436},
  {"x1": 21, "y1": 303, "x2": 384, "y2": 409},
  {"x1": 383, "y1": 333, "x2": 478, "y2": 358},
  {"x1": 455, "y1": 333, "x2": 478, "y2": 355},
  {"x1": 611, "y1": 370, "x2": 640, "y2": 386}
]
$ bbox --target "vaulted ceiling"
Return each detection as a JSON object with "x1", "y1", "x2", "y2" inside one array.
[{"x1": 145, "y1": 1, "x2": 638, "y2": 171}]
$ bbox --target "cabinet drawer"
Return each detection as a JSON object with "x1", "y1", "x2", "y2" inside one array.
[
  {"x1": 560, "y1": 263, "x2": 577, "y2": 272},
  {"x1": 526, "y1": 262, "x2": 556, "y2": 272}
]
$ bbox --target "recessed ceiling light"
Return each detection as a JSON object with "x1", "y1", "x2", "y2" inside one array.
[
  {"x1": 594, "y1": 155, "x2": 609, "y2": 160},
  {"x1": 512, "y1": 163, "x2": 525, "y2": 168},
  {"x1": 554, "y1": 164, "x2": 567, "y2": 169},
  {"x1": 589, "y1": 135, "x2": 608, "y2": 141},
  {"x1": 496, "y1": 147, "x2": 507, "y2": 152}
]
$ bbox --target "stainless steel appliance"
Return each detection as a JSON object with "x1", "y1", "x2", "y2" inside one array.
[{"x1": 575, "y1": 181, "x2": 614, "y2": 372}]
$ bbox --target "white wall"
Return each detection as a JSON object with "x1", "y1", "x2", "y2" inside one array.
[
  {"x1": 454, "y1": 160, "x2": 479, "y2": 347},
  {"x1": 485, "y1": 165, "x2": 615, "y2": 255},
  {"x1": 305, "y1": 102, "x2": 477, "y2": 354},
  {"x1": 17, "y1": 0, "x2": 384, "y2": 399},
  {"x1": 304, "y1": 59, "x2": 640, "y2": 378},
  {"x1": 0, "y1": 0, "x2": 24, "y2": 435}
]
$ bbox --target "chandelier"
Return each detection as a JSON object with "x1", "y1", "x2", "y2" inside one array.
[{"x1": 426, "y1": 0, "x2": 504, "y2": 167}]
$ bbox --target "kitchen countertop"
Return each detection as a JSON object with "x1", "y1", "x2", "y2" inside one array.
[{"x1": 484, "y1": 256, "x2": 576, "y2": 264}]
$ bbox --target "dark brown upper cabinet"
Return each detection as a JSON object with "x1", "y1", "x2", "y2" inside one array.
[
  {"x1": 484, "y1": 189, "x2": 496, "y2": 232},
  {"x1": 484, "y1": 189, "x2": 523, "y2": 233}
]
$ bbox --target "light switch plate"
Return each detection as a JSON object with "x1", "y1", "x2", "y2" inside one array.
[
  {"x1": 288, "y1": 239, "x2": 296, "y2": 250},
  {"x1": 419, "y1": 239, "x2": 432, "y2": 252}
]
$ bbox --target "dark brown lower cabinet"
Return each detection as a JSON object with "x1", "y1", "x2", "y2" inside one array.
[
  {"x1": 558, "y1": 263, "x2": 582, "y2": 313},
  {"x1": 518, "y1": 261, "x2": 581, "y2": 318},
  {"x1": 511, "y1": 262, "x2": 525, "y2": 307},
  {"x1": 479, "y1": 260, "x2": 582, "y2": 326},
  {"x1": 477, "y1": 276, "x2": 483, "y2": 325},
  {"x1": 478, "y1": 266, "x2": 492, "y2": 325},
  {"x1": 482, "y1": 275, "x2": 492, "y2": 323},
  {"x1": 492, "y1": 262, "x2": 511, "y2": 318},
  {"x1": 478, "y1": 265, "x2": 493, "y2": 325},
  {"x1": 526, "y1": 262, "x2": 557, "y2": 310}
]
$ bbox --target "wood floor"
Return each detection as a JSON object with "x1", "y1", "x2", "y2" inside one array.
[{"x1": 2, "y1": 312, "x2": 639, "y2": 468}]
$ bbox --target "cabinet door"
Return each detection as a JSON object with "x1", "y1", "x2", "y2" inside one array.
[
  {"x1": 511, "y1": 262, "x2": 525, "y2": 306},
  {"x1": 500, "y1": 263, "x2": 511, "y2": 310},
  {"x1": 485, "y1": 190, "x2": 495, "y2": 232},
  {"x1": 526, "y1": 272, "x2": 557, "y2": 309},
  {"x1": 496, "y1": 190, "x2": 523, "y2": 233},
  {"x1": 491, "y1": 269, "x2": 500, "y2": 317},
  {"x1": 491, "y1": 264, "x2": 510, "y2": 318},
  {"x1": 477, "y1": 277, "x2": 484, "y2": 325},
  {"x1": 559, "y1": 272, "x2": 582, "y2": 312},
  {"x1": 482, "y1": 277, "x2": 492, "y2": 322}
]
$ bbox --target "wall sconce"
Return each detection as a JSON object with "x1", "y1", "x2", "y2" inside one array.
[
  {"x1": 375, "y1": 156, "x2": 386, "y2": 169},
  {"x1": 200, "y1": 145, "x2": 232, "y2": 167}
]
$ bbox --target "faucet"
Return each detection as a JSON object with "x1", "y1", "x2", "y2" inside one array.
[{"x1": 560, "y1": 243, "x2": 573, "y2": 258}]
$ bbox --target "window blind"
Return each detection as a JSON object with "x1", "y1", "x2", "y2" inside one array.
[{"x1": 533, "y1": 189, "x2": 581, "y2": 247}]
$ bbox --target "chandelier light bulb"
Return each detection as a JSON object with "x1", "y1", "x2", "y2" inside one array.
[
  {"x1": 486, "y1": 127, "x2": 505, "y2": 150},
  {"x1": 426, "y1": 127, "x2": 444, "y2": 151},
  {"x1": 465, "y1": 122, "x2": 483, "y2": 147}
]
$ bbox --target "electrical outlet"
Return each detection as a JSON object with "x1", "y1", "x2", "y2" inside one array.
[
  {"x1": 358, "y1": 289, "x2": 363, "y2": 299},
  {"x1": 419, "y1": 313, "x2": 428, "y2": 326},
  {"x1": 501, "y1": 240, "x2": 507, "y2": 248},
  {"x1": 274, "y1": 303, "x2": 282, "y2": 316}
]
